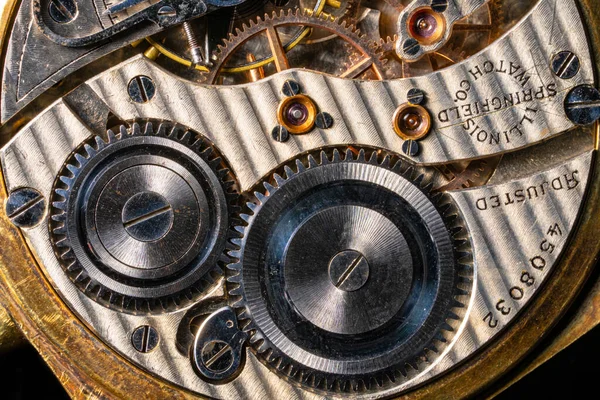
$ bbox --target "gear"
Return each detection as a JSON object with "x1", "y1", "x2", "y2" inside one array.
[
  {"x1": 49, "y1": 121, "x2": 238, "y2": 314},
  {"x1": 227, "y1": 148, "x2": 473, "y2": 393},
  {"x1": 202, "y1": 9, "x2": 387, "y2": 84},
  {"x1": 146, "y1": 0, "x2": 355, "y2": 77}
]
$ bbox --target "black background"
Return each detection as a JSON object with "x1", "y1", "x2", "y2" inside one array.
[{"x1": 0, "y1": 324, "x2": 598, "y2": 399}]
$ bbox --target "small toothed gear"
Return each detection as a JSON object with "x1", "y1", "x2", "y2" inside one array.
[
  {"x1": 49, "y1": 121, "x2": 238, "y2": 314},
  {"x1": 227, "y1": 148, "x2": 473, "y2": 393},
  {"x1": 202, "y1": 9, "x2": 387, "y2": 84}
]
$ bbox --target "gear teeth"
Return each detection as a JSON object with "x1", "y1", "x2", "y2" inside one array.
[
  {"x1": 294, "y1": 159, "x2": 305, "y2": 173},
  {"x1": 224, "y1": 145, "x2": 474, "y2": 394},
  {"x1": 49, "y1": 120, "x2": 238, "y2": 315},
  {"x1": 273, "y1": 173, "x2": 286, "y2": 187},
  {"x1": 368, "y1": 151, "x2": 378, "y2": 164},
  {"x1": 319, "y1": 150, "x2": 329, "y2": 165},
  {"x1": 106, "y1": 129, "x2": 117, "y2": 143},
  {"x1": 203, "y1": 7, "x2": 388, "y2": 84}
]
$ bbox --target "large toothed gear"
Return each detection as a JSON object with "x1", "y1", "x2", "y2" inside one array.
[
  {"x1": 202, "y1": 9, "x2": 387, "y2": 84},
  {"x1": 227, "y1": 148, "x2": 473, "y2": 393},
  {"x1": 49, "y1": 121, "x2": 239, "y2": 314}
]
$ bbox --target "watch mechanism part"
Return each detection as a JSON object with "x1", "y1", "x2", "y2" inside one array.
[
  {"x1": 48, "y1": 121, "x2": 239, "y2": 314},
  {"x1": 277, "y1": 94, "x2": 318, "y2": 134},
  {"x1": 201, "y1": 9, "x2": 387, "y2": 85},
  {"x1": 5, "y1": 187, "x2": 47, "y2": 229},
  {"x1": 193, "y1": 306, "x2": 248, "y2": 382},
  {"x1": 227, "y1": 148, "x2": 472, "y2": 393},
  {"x1": 395, "y1": 0, "x2": 489, "y2": 61},
  {"x1": 132, "y1": 325, "x2": 160, "y2": 353}
]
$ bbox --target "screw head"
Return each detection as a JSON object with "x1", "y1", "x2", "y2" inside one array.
[
  {"x1": 402, "y1": 38, "x2": 421, "y2": 56},
  {"x1": 315, "y1": 112, "x2": 334, "y2": 129},
  {"x1": 128, "y1": 76, "x2": 156, "y2": 103},
  {"x1": 157, "y1": 5, "x2": 177, "y2": 22},
  {"x1": 48, "y1": 0, "x2": 78, "y2": 24},
  {"x1": 122, "y1": 192, "x2": 174, "y2": 242},
  {"x1": 282, "y1": 80, "x2": 301, "y2": 97},
  {"x1": 6, "y1": 188, "x2": 46, "y2": 228},
  {"x1": 131, "y1": 325, "x2": 159, "y2": 353},
  {"x1": 565, "y1": 84, "x2": 600, "y2": 126},
  {"x1": 551, "y1": 51, "x2": 580, "y2": 80},
  {"x1": 328, "y1": 250, "x2": 370, "y2": 292},
  {"x1": 431, "y1": 0, "x2": 449, "y2": 13},
  {"x1": 402, "y1": 140, "x2": 420, "y2": 157},
  {"x1": 407, "y1": 88, "x2": 425, "y2": 105},
  {"x1": 201, "y1": 340, "x2": 234, "y2": 373},
  {"x1": 272, "y1": 125, "x2": 290, "y2": 142}
]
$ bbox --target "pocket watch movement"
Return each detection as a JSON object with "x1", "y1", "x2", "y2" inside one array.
[{"x1": 0, "y1": 0, "x2": 599, "y2": 398}]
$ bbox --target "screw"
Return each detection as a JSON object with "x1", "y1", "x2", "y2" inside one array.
[
  {"x1": 328, "y1": 250, "x2": 370, "y2": 292},
  {"x1": 48, "y1": 0, "x2": 77, "y2": 24},
  {"x1": 564, "y1": 84, "x2": 600, "y2": 126},
  {"x1": 122, "y1": 192, "x2": 174, "y2": 242},
  {"x1": 272, "y1": 125, "x2": 290, "y2": 142},
  {"x1": 551, "y1": 51, "x2": 580, "y2": 80},
  {"x1": 128, "y1": 76, "x2": 156, "y2": 103},
  {"x1": 157, "y1": 5, "x2": 177, "y2": 21},
  {"x1": 407, "y1": 88, "x2": 425, "y2": 105},
  {"x1": 431, "y1": 0, "x2": 449, "y2": 13},
  {"x1": 201, "y1": 340, "x2": 234, "y2": 373},
  {"x1": 132, "y1": 325, "x2": 159, "y2": 353},
  {"x1": 402, "y1": 140, "x2": 420, "y2": 156},
  {"x1": 403, "y1": 39, "x2": 421, "y2": 56},
  {"x1": 5, "y1": 188, "x2": 46, "y2": 228},
  {"x1": 282, "y1": 80, "x2": 301, "y2": 97},
  {"x1": 315, "y1": 112, "x2": 334, "y2": 129}
]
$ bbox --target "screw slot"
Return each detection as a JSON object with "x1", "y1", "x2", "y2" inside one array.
[
  {"x1": 551, "y1": 51, "x2": 580, "y2": 80},
  {"x1": 201, "y1": 340, "x2": 234, "y2": 373},
  {"x1": 131, "y1": 325, "x2": 159, "y2": 353},
  {"x1": 128, "y1": 76, "x2": 156, "y2": 103},
  {"x1": 6, "y1": 188, "x2": 46, "y2": 228},
  {"x1": 48, "y1": 0, "x2": 78, "y2": 24}
]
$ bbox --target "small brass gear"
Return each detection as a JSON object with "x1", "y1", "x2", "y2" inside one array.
[{"x1": 202, "y1": 9, "x2": 387, "y2": 84}]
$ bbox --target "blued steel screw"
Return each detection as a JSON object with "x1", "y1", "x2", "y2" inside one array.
[
  {"x1": 128, "y1": 76, "x2": 156, "y2": 103},
  {"x1": 551, "y1": 51, "x2": 580, "y2": 80},
  {"x1": 403, "y1": 39, "x2": 421, "y2": 56},
  {"x1": 282, "y1": 80, "x2": 301, "y2": 97},
  {"x1": 315, "y1": 112, "x2": 334, "y2": 129},
  {"x1": 272, "y1": 125, "x2": 290, "y2": 142},
  {"x1": 402, "y1": 140, "x2": 420, "y2": 157},
  {"x1": 132, "y1": 325, "x2": 159, "y2": 353},
  {"x1": 157, "y1": 5, "x2": 177, "y2": 20},
  {"x1": 564, "y1": 84, "x2": 600, "y2": 126},
  {"x1": 48, "y1": 0, "x2": 77, "y2": 24},
  {"x1": 5, "y1": 188, "x2": 46, "y2": 228},
  {"x1": 431, "y1": 0, "x2": 449, "y2": 13},
  {"x1": 407, "y1": 88, "x2": 425, "y2": 105}
]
